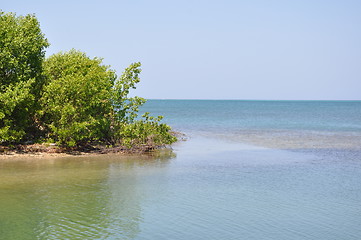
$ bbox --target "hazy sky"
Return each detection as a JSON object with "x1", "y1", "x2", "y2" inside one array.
[{"x1": 3, "y1": 0, "x2": 361, "y2": 100}]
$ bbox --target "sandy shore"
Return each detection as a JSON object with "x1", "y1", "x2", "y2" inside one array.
[{"x1": 0, "y1": 143, "x2": 160, "y2": 159}]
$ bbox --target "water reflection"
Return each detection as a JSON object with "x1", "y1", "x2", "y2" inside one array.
[{"x1": 0, "y1": 150, "x2": 175, "y2": 239}]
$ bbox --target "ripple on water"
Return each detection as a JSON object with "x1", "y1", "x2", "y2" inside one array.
[{"x1": 0, "y1": 135, "x2": 361, "y2": 239}]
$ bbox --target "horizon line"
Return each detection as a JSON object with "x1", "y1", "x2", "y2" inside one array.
[{"x1": 145, "y1": 98, "x2": 361, "y2": 101}]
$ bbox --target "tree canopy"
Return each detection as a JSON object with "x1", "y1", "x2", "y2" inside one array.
[
  {"x1": 0, "y1": 11, "x2": 49, "y2": 142},
  {"x1": 0, "y1": 11, "x2": 176, "y2": 150}
]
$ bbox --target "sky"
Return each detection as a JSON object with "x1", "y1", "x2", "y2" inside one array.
[{"x1": 2, "y1": 0, "x2": 361, "y2": 100}]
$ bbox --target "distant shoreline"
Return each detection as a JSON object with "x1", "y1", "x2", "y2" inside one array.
[{"x1": 147, "y1": 99, "x2": 361, "y2": 102}]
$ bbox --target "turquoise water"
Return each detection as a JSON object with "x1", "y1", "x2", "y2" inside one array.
[
  {"x1": 143, "y1": 100, "x2": 361, "y2": 132},
  {"x1": 0, "y1": 100, "x2": 360, "y2": 239},
  {"x1": 143, "y1": 100, "x2": 361, "y2": 158}
]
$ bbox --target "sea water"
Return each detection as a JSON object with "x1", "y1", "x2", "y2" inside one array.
[{"x1": 0, "y1": 100, "x2": 360, "y2": 239}]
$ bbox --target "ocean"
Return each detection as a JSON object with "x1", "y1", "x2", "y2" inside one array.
[
  {"x1": 143, "y1": 100, "x2": 361, "y2": 159},
  {"x1": 0, "y1": 100, "x2": 360, "y2": 239}
]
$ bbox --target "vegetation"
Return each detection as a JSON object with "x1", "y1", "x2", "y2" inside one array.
[
  {"x1": 0, "y1": 11, "x2": 176, "y2": 152},
  {"x1": 0, "y1": 11, "x2": 49, "y2": 142}
]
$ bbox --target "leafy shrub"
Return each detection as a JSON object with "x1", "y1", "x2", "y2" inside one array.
[
  {"x1": 0, "y1": 12, "x2": 49, "y2": 142},
  {"x1": 40, "y1": 50, "x2": 176, "y2": 148},
  {"x1": 40, "y1": 50, "x2": 115, "y2": 146},
  {"x1": 119, "y1": 113, "x2": 177, "y2": 149}
]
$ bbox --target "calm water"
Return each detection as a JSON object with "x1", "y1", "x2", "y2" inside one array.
[{"x1": 1, "y1": 100, "x2": 361, "y2": 239}]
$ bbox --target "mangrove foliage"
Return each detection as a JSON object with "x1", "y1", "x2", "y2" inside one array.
[{"x1": 0, "y1": 11, "x2": 176, "y2": 150}]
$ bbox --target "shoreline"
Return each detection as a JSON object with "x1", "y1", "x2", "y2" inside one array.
[
  {"x1": 0, "y1": 132, "x2": 185, "y2": 159},
  {"x1": 0, "y1": 143, "x2": 167, "y2": 159}
]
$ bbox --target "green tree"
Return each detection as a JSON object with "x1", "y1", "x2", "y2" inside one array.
[
  {"x1": 111, "y1": 62, "x2": 177, "y2": 148},
  {"x1": 40, "y1": 50, "x2": 116, "y2": 146},
  {"x1": 41, "y1": 50, "x2": 176, "y2": 147},
  {"x1": 0, "y1": 11, "x2": 49, "y2": 142},
  {"x1": 111, "y1": 62, "x2": 146, "y2": 124}
]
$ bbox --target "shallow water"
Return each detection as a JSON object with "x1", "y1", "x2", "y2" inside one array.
[{"x1": 1, "y1": 100, "x2": 361, "y2": 239}]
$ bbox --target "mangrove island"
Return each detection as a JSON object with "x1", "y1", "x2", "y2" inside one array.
[{"x1": 0, "y1": 11, "x2": 177, "y2": 155}]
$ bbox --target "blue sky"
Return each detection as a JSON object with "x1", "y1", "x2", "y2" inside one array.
[{"x1": 3, "y1": 0, "x2": 361, "y2": 100}]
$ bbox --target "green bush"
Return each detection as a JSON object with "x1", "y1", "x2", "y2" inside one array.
[
  {"x1": 40, "y1": 50, "x2": 116, "y2": 146},
  {"x1": 120, "y1": 113, "x2": 177, "y2": 149},
  {"x1": 0, "y1": 12, "x2": 49, "y2": 142}
]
